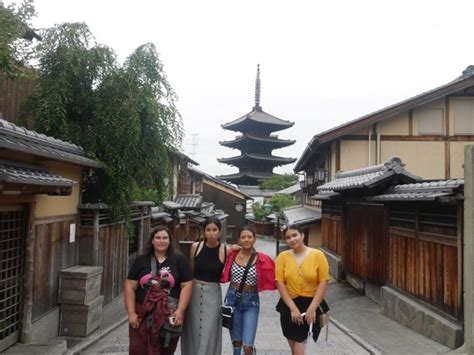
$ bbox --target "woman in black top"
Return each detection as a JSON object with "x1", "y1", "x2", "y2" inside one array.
[
  {"x1": 181, "y1": 217, "x2": 234, "y2": 355},
  {"x1": 125, "y1": 226, "x2": 193, "y2": 355}
]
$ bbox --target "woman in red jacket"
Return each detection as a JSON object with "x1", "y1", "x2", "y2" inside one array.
[{"x1": 221, "y1": 227, "x2": 276, "y2": 355}]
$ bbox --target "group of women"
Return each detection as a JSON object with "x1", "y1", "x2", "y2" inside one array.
[{"x1": 124, "y1": 217, "x2": 330, "y2": 355}]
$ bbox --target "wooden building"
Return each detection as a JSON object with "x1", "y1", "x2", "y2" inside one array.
[
  {"x1": 295, "y1": 66, "x2": 474, "y2": 192},
  {"x1": 315, "y1": 157, "x2": 464, "y2": 348},
  {"x1": 0, "y1": 119, "x2": 102, "y2": 350},
  {"x1": 217, "y1": 65, "x2": 296, "y2": 185},
  {"x1": 186, "y1": 166, "x2": 251, "y2": 239}
]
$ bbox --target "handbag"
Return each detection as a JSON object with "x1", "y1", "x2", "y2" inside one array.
[
  {"x1": 221, "y1": 251, "x2": 257, "y2": 330},
  {"x1": 221, "y1": 305, "x2": 234, "y2": 329}
]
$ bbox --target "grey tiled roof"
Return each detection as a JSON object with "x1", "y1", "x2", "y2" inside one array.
[
  {"x1": 317, "y1": 157, "x2": 420, "y2": 193},
  {"x1": 188, "y1": 166, "x2": 251, "y2": 199},
  {"x1": 238, "y1": 185, "x2": 278, "y2": 198},
  {"x1": 0, "y1": 160, "x2": 74, "y2": 188},
  {"x1": 278, "y1": 183, "x2": 301, "y2": 195},
  {"x1": 174, "y1": 194, "x2": 203, "y2": 209},
  {"x1": 163, "y1": 201, "x2": 183, "y2": 210},
  {"x1": 220, "y1": 134, "x2": 295, "y2": 147},
  {"x1": 367, "y1": 179, "x2": 464, "y2": 201},
  {"x1": 283, "y1": 206, "x2": 321, "y2": 226},
  {"x1": 222, "y1": 108, "x2": 294, "y2": 130},
  {"x1": 217, "y1": 171, "x2": 275, "y2": 181},
  {"x1": 0, "y1": 119, "x2": 102, "y2": 168},
  {"x1": 218, "y1": 153, "x2": 296, "y2": 164}
]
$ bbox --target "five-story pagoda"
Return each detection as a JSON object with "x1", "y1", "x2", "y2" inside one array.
[{"x1": 217, "y1": 65, "x2": 296, "y2": 185}]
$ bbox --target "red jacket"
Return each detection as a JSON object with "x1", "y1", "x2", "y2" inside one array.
[{"x1": 221, "y1": 250, "x2": 276, "y2": 292}]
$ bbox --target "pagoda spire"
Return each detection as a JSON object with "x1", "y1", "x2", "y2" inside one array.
[{"x1": 254, "y1": 64, "x2": 261, "y2": 111}]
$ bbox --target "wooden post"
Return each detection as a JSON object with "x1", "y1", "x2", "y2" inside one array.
[
  {"x1": 138, "y1": 208, "x2": 144, "y2": 254},
  {"x1": 463, "y1": 145, "x2": 474, "y2": 354},
  {"x1": 21, "y1": 202, "x2": 35, "y2": 344},
  {"x1": 92, "y1": 210, "x2": 100, "y2": 266},
  {"x1": 454, "y1": 146, "x2": 474, "y2": 354}
]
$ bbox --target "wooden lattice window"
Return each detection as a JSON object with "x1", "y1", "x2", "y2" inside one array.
[{"x1": 0, "y1": 206, "x2": 26, "y2": 351}]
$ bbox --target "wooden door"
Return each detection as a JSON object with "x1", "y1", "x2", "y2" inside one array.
[
  {"x1": 346, "y1": 205, "x2": 367, "y2": 279},
  {"x1": 346, "y1": 204, "x2": 386, "y2": 285},
  {"x1": 0, "y1": 206, "x2": 26, "y2": 352}
]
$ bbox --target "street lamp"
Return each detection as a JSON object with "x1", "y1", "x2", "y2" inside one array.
[{"x1": 264, "y1": 203, "x2": 281, "y2": 256}]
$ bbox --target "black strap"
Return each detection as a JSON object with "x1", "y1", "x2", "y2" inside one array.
[
  {"x1": 235, "y1": 251, "x2": 257, "y2": 304},
  {"x1": 151, "y1": 254, "x2": 158, "y2": 275}
]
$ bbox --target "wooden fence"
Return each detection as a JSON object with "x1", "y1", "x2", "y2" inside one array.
[
  {"x1": 32, "y1": 215, "x2": 77, "y2": 320},
  {"x1": 78, "y1": 203, "x2": 152, "y2": 306},
  {"x1": 388, "y1": 203, "x2": 462, "y2": 319}
]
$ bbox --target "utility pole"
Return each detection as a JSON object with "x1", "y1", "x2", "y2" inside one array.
[{"x1": 190, "y1": 133, "x2": 199, "y2": 160}]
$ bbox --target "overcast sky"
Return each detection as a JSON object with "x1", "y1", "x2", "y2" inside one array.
[{"x1": 11, "y1": 0, "x2": 474, "y2": 177}]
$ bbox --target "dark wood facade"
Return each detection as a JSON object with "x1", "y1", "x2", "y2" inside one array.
[
  {"x1": 0, "y1": 75, "x2": 35, "y2": 125},
  {"x1": 387, "y1": 202, "x2": 461, "y2": 318},
  {"x1": 321, "y1": 199, "x2": 463, "y2": 320}
]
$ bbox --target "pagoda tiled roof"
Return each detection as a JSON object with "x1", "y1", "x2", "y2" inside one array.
[
  {"x1": 220, "y1": 133, "x2": 295, "y2": 148},
  {"x1": 222, "y1": 108, "x2": 294, "y2": 132},
  {"x1": 217, "y1": 171, "x2": 275, "y2": 181},
  {"x1": 218, "y1": 153, "x2": 296, "y2": 164}
]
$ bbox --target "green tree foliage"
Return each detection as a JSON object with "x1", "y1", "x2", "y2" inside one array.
[
  {"x1": 259, "y1": 174, "x2": 298, "y2": 190},
  {"x1": 251, "y1": 202, "x2": 269, "y2": 221},
  {"x1": 0, "y1": 0, "x2": 37, "y2": 79},
  {"x1": 269, "y1": 194, "x2": 297, "y2": 214},
  {"x1": 21, "y1": 22, "x2": 183, "y2": 218}
]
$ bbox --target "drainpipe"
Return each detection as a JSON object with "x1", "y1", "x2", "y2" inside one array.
[{"x1": 368, "y1": 128, "x2": 372, "y2": 166}]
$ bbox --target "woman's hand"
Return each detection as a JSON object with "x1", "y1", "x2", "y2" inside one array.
[
  {"x1": 172, "y1": 308, "x2": 185, "y2": 327},
  {"x1": 230, "y1": 244, "x2": 242, "y2": 251},
  {"x1": 305, "y1": 305, "x2": 317, "y2": 325},
  {"x1": 290, "y1": 308, "x2": 304, "y2": 325},
  {"x1": 128, "y1": 312, "x2": 139, "y2": 329}
]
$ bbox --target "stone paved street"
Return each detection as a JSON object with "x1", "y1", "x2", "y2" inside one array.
[
  {"x1": 81, "y1": 237, "x2": 370, "y2": 354},
  {"x1": 82, "y1": 289, "x2": 370, "y2": 355}
]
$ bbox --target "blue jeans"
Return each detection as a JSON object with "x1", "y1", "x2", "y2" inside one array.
[{"x1": 225, "y1": 287, "x2": 260, "y2": 355}]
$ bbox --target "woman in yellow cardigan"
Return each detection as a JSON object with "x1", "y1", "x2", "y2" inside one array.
[{"x1": 275, "y1": 224, "x2": 330, "y2": 355}]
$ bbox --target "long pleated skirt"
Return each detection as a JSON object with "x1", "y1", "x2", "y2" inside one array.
[{"x1": 181, "y1": 282, "x2": 222, "y2": 355}]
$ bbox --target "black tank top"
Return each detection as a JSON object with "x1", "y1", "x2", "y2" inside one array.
[{"x1": 194, "y1": 242, "x2": 225, "y2": 282}]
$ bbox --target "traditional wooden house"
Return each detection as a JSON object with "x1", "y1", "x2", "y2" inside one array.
[
  {"x1": 314, "y1": 157, "x2": 464, "y2": 348},
  {"x1": 295, "y1": 66, "x2": 474, "y2": 193},
  {"x1": 169, "y1": 150, "x2": 199, "y2": 198},
  {"x1": 185, "y1": 166, "x2": 251, "y2": 239},
  {"x1": 0, "y1": 118, "x2": 102, "y2": 350}
]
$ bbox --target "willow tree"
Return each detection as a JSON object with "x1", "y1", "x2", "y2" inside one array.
[{"x1": 22, "y1": 22, "x2": 183, "y2": 217}]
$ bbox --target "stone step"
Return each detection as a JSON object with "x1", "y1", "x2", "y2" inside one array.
[{"x1": 3, "y1": 339, "x2": 67, "y2": 354}]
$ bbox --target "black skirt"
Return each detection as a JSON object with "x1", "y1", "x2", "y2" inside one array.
[{"x1": 276, "y1": 297, "x2": 329, "y2": 343}]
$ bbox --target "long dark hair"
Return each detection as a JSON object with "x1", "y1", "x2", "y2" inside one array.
[
  {"x1": 145, "y1": 226, "x2": 182, "y2": 260},
  {"x1": 201, "y1": 217, "x2": 222, "y2": 242}
]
